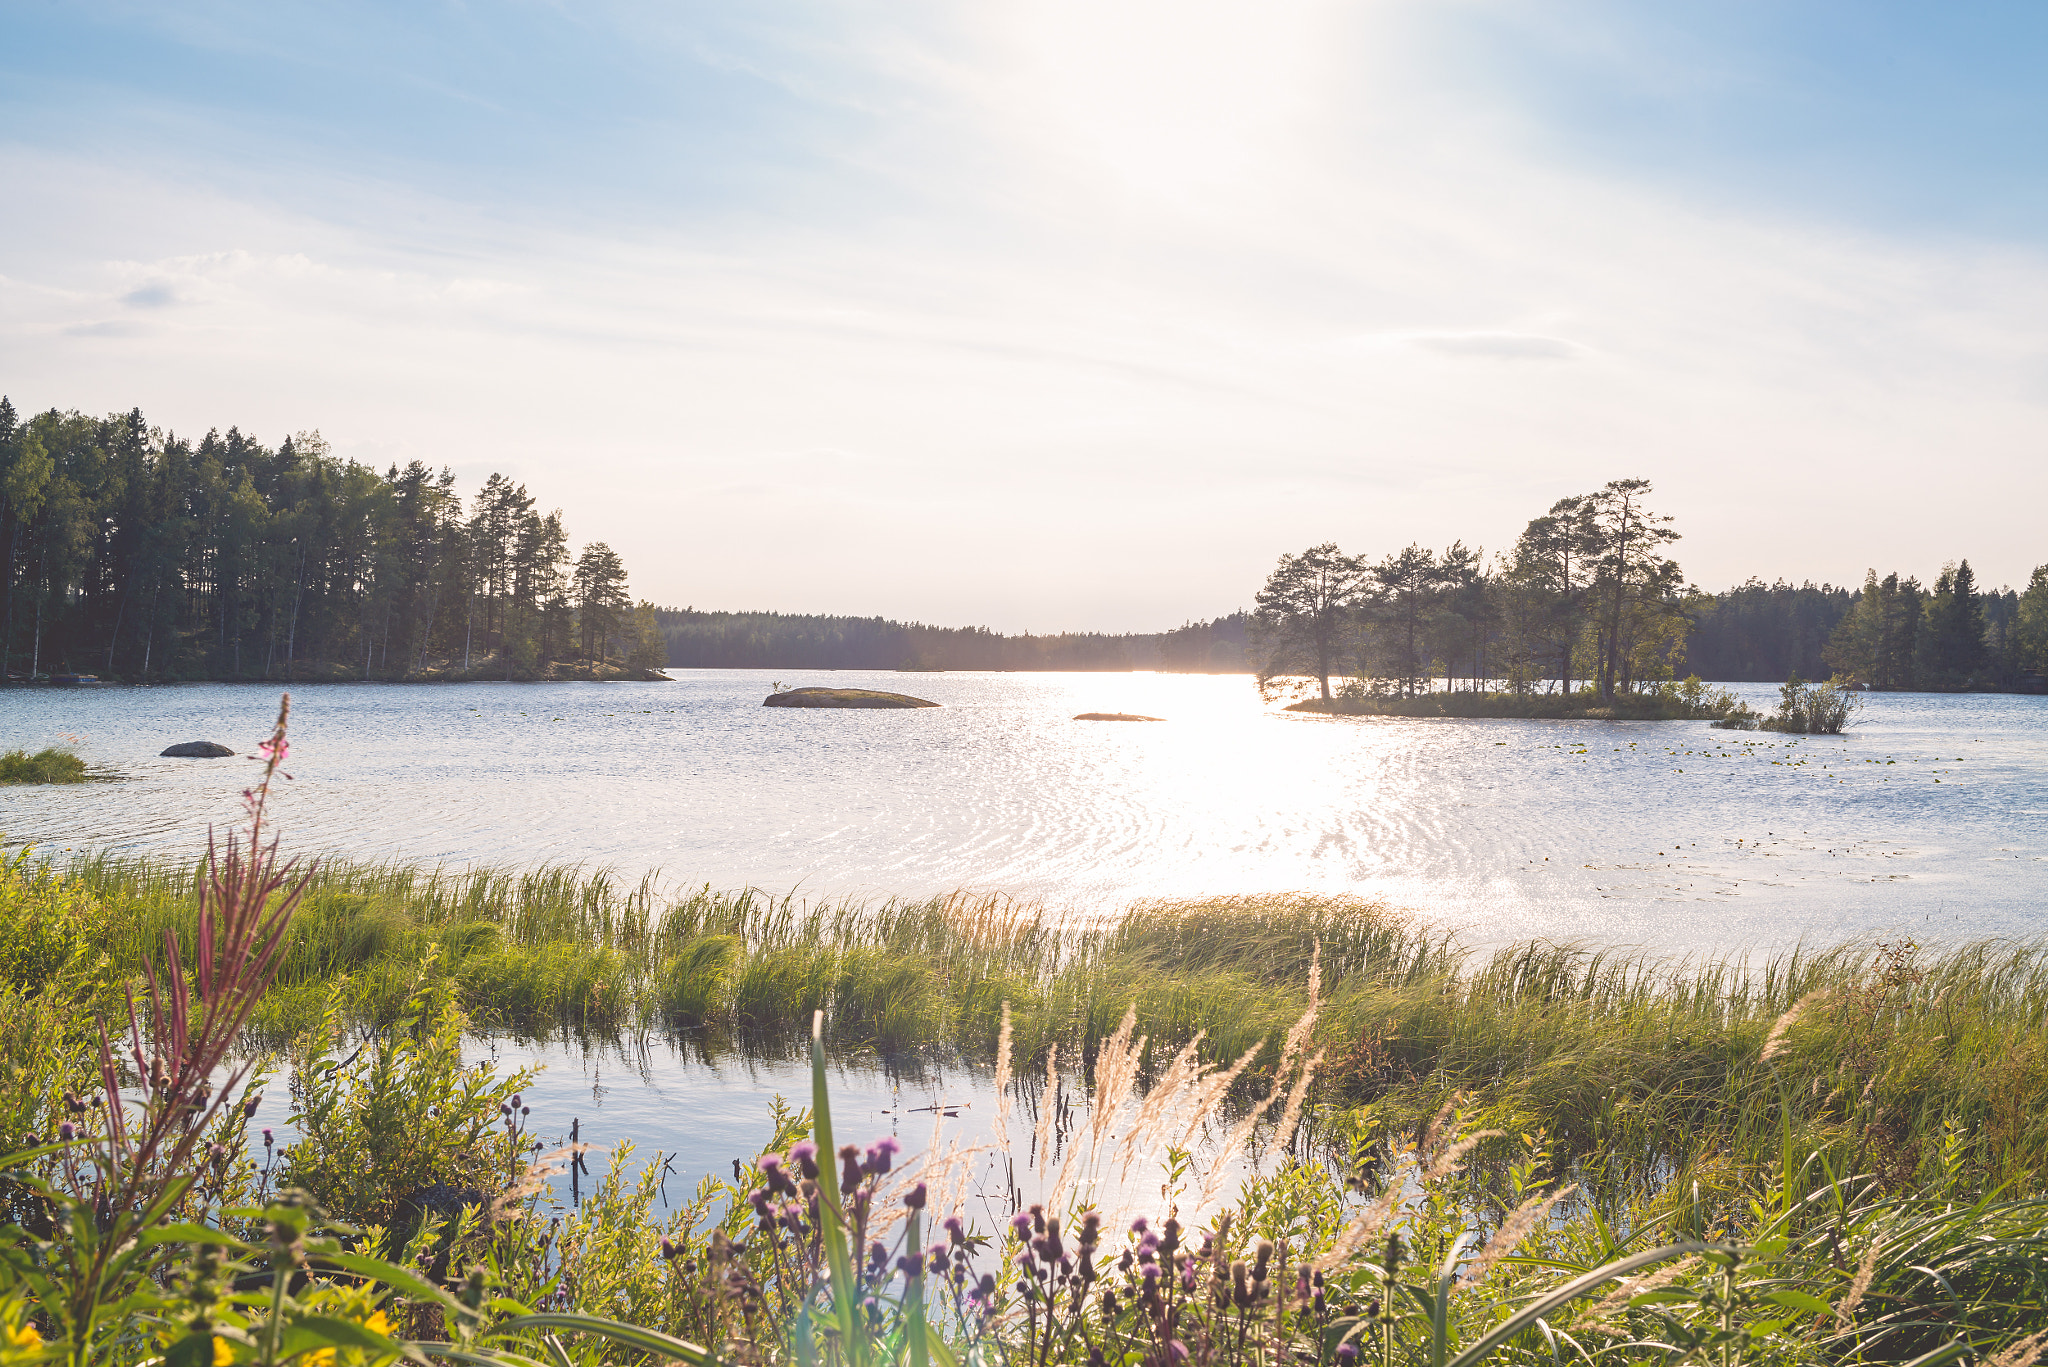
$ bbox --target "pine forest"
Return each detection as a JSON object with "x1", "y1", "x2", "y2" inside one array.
[{"x1": 0, "y1": 399, "x2": 666, "y2": 683}]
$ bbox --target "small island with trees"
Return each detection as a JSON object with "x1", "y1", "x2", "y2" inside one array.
[{"x1": 1247, "y1": 477, "x2": 2047, "y2": 725}]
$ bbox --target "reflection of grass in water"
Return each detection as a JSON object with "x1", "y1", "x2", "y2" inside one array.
[
  {"x1": 0, "y1": 746, "x2": 88, "y2": 784},
  {"x1": 14, "y1": 848, "x2": 2048, "y2": 1202}
]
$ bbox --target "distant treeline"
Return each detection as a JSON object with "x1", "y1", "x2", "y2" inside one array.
[
  {"x1": 0, "y1": 397, "x2": 664, "y2": 682},
  {"x1": 1687, "y1": 572, "x2": 2041, "y2": 688},
  {"x1": 654, "y1": 608, "x2": 1249, "y2": 673},
  {"x1": 8, "y1": 395, "x2": 2040, "y2": 692},
  {"x1": 655, "y1": 575, "x2": 2046, "y2": 688},
  {"x1": 1248, "y1": 478, "x2": 2047, "y2": 702}
]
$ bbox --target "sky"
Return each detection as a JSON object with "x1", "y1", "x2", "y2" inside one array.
[{"x1": 3, "y1": 1, "x2": 2046, "y2": 631}]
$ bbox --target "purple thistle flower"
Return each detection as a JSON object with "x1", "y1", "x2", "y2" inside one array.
[
  {"x1": 903, "y1": 1181, "x2": 927, "y2": 1210},
  {"x1": 865, "y1": 1137, "x2": 900, "y2": 1175}
]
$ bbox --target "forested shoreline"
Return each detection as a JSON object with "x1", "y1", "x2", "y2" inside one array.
[
  {"x1": 0, "y1": 398, "x2": 666, "y2": 682},
  {"x1": 6, "y1": 398, "x2": 2043, "y2": 689},
  {"x1": 1247, "y1": 480, "x2": 2047, "y2": 703},
  {"x1": 653, "y1": 607, "x2": 1251, "y2": 673}
]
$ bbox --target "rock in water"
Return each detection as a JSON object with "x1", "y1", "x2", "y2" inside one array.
[
  {"x1": 1074, "y1": 713, "x2": 1164, "y2": 722},
  {"x1": 763, "y1": 688, "x2": 939, "y2": 709},
  {"x1": 161, "y1": 741, "x2": 236, "y2": 758}
]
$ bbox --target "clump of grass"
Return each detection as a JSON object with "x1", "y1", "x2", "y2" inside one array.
[
  {"x1": 15, "y1": 846, "x2": 2048, "y2": 1205},
  {"x1": 0, "y1": 746, "x2": 87, "y2": 784},
  {"x1": 8, "y1": 785, "x2": 2048, "y2": 1367}
]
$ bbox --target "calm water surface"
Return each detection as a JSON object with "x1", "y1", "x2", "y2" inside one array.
[
  {"x1": 447, "y1": 1039, "x2": 1261, "y2": 1230},
  {"x1": 5, "y1": 670, "x2": 2045, "y2": 955}
]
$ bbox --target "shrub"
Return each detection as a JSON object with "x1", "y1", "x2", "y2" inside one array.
[
  {"x1": 1761, "y1": 673, "x2": 1862, "y2": 734},
  {"x1": 0, "y1": 749, "x2": 86, "y2": 785},
  {"x1": 280, "y1": 970, "x2": 536, "y2": 1238}
]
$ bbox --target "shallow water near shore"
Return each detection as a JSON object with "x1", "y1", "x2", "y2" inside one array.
[
  {"x1": 5, "y1": 671, "x2": 2046, "y2": 955},
  {"x1": 452, "y1": 1036, "x2": 1262, "y2": 1229}
]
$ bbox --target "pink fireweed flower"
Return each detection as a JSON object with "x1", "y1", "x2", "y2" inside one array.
[{"x1": 258, "y1": 737, "x2": 289, "y2": 762}]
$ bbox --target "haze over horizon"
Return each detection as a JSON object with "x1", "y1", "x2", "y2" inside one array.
[{"x1": 4, "y1": 2, "x2": 2046, "y2": 634}]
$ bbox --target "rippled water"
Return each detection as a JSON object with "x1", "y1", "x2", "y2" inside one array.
[{"x1": 5, "y1": 671, "x2": 2046, "y2": 954}]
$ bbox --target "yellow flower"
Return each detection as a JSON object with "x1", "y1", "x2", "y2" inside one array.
[
  {"x1": 363, "y1": 1313, "x2": 392, "y2": 1338},
  {"x1": 5, "y1": 1323, "x2": 40, "y2": 1351},
  {"x1": 305, "y1": 1350, "x2": 336, "y2": 1367},
  {"x1": 213, "y1": 1337, "x2": 234, "y2": 1366}
]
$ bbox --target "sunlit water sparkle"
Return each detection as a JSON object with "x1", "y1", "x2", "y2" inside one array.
[{"x1": 6, "y1": 670, "x2": 2043, "y2": 955}]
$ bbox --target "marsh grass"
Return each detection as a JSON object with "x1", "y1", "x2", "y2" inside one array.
[
  {"x1": 0, "y1": 747, "x2": 88, "y2": 784},
  {"x1": 9, "y1": 848, "x2": 2048, "y2": 1206}
]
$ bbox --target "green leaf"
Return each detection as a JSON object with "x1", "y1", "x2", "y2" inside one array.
[
  {"x1": 489, "y1": 1314, "x2": 716, "y2": 1367},
  {"x1": 1763, "y1": 1289, "x2": 1833, "y2": 1317},
  {"x1": 906, "y1": 1209, "x2": 927, "y2": 1367},
  {"x1": 323, "y1": 1252, "x2": 468, "y2": 1314},
  {"x1": 166, "y1": 1333, "x2": 223, "y2": 1367},
  {"x1": 810, "y1": 1014, "x2": 864, "y2": 1367},
  {"x1": 1445, "y1": 1244, "x2": 1728, "y2": 1367},
  {"x1": 1897, "y1": 1342, "x2": 1969, "y2": 1367},
  {"x1": 415, "y1": 1344, "x2": 552, "y2": 1367},
  {"x1": 920, "y1": 1321, "x2": 957, "y2": 1367},
  {"x1": 287, "y1": 1314, "x2": 408, "y2": 1357}
]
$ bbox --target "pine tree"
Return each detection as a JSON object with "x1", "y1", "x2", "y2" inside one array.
[
  {"x1": 0, "y1": 399, "x2": 639, "y2": 681},
  {"x1": 1249, "y1": 543, "x2": 1361, "y2": 702},
  {"x1": 572, "y1": 542, "x2": 631, "y2": 664}
]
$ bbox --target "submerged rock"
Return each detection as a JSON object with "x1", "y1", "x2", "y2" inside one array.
[
  {"x1": 1073, "y1": 713, "x2": 1164, "y2": 722},
  {"x1": 161, "y1": 741, "x2": 235, "y2": 758},
  {"x1": 764, "y1": 688, "x2": 939, "y2": 709}
]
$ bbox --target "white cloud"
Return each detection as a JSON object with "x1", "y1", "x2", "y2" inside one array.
[
  {"x1": 1407, "y1": 333, "x2": 1584, "y2": 361},
  {"x1": 1, "y1": 3, "x2": 2045, "y2": 626}
]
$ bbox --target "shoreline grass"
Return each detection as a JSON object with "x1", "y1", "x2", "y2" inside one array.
[
  {"x1": 0, "y1": 747, "x2": 89, "y2": 784},
  {"x1": 5, "y1": 845, "x2": 2045, "y2": 1207},
  {"x1": 1283, "y1": 678, "x2": 1749, "y2": 722}
]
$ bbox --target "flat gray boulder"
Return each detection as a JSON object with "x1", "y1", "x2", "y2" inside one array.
[{"x1": 161, "y1": 741, "x2": 235, "y2": 758}]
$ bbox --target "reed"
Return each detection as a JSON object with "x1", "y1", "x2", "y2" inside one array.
[
  {"x1": 8, "y1": 847, "x2": 2047, "y2": 1203},
  {"x1": 0, "y1": 747, "x2": 88, "y2": 784}
]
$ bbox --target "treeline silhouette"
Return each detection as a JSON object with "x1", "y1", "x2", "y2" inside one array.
[
  {"x1": 0, "y1": 397, "x2": 660, "y2": 682},
  {"x1": 653, "y1": 609, "x2": 1249, "y2": 673},
  {"x1": 7, "y1": 394, "x2": 2039, "y2": 689},
  {"x1": 1246, "y1": 476, "x2": 2044, "y2": 700},
  {"x1": 1685, "y1": 571, "x2": 2041, "y2": 688}
]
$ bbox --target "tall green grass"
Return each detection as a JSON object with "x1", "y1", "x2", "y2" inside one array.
[
  {"x1": 11, "y1": 848, "x2": 2048, "y2": 1203},
  {"x1": 0, "y1": 747, "x2": 88, "y2": 784}
]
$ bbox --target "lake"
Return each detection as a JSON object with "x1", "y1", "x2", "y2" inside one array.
[
  {"x1": 5, "y1": 670, "x2": 2045, "y2": 955},
  {"x1": 446, "y1": 1037, "x2": 1268, "y2": 1231}
]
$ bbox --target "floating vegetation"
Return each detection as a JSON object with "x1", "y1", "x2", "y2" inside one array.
[{"x1": 0, "y1": 746, "x2": 88, "y2": 784}]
